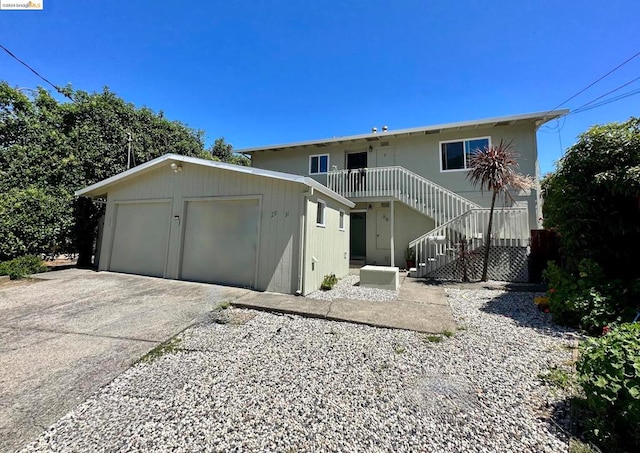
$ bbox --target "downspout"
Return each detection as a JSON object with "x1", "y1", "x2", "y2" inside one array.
[{"x1": 296, "y1": 187, "x2": 313, "y2": 295}]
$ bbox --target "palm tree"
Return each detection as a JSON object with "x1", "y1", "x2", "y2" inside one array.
[{"x1": 467, "y1": 139, "x2": 534, "y2": 281}]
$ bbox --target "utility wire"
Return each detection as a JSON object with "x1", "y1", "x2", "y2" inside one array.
[
  {"x1": 570, "y1": 87, "x2": 640, "y2": 115},
  {"x1": 0, "y1": 43, "x2": 72, "y2": 100},
  {"x1": 569, "y1": 75, "x2": 640, "y2": 113},
  {"x1": 543, "y1": 50, "x2": 640, "y2": 116}
]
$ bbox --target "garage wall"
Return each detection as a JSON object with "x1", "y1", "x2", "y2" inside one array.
[
  {"x1": 99, "y1": 162, "x2": 303, "y2": 294},
  {"x1": 303, "y1": 193, "x2": 350, "y2": 294}
]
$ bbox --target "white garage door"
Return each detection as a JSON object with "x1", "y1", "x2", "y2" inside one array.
[
  {"x1": 181, "y1": 198, "x2": 260, "y2": 288},
  {"x1": 110, "y1": 201, "x2": 171, "y2": 277}
]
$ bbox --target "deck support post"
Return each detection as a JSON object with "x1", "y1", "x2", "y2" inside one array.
[{"x1": 390, "y1": 199, "x2": 395, "y2": 267}]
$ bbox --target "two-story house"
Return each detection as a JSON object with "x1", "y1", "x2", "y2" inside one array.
[{"x1": 240, "y1": 110, "x2": 567, "y2": 282}]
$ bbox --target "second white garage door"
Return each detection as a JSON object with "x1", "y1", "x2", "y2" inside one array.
[{"x1": 181, "y1": 198, "x2": 260, "y2": 288}]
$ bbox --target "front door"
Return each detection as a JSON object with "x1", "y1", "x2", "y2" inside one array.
[
  {"x1": 347, "y1": 152, "x2": 367, "y2": 170},
  {"x1": 350, "y1": 212, "x2": 366, "y2": 259},
  {"x1": 346, "y1": 152, "x2": 367, "y2": 193},
  {"x1": 376, "y1": 209, "x2": 391, "y2": 250},
  {"x1": 376, "y1": 147, "x2": 395, "y2": 167}
]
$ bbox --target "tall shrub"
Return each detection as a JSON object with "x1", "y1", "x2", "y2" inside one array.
[
  {"x1": 0, "y1": 187, "x2": 73, "y2": 260},
  {"x1": 542, "y1": 118, "x2": 640, "y2": 280}
]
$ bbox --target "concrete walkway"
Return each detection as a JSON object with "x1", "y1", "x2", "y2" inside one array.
[{"x1": 233, "y1": 274, "x2": 456, "y2": 333}]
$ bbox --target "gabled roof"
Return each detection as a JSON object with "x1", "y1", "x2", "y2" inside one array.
[
  {"x1": 238, "y1": 110, "x2": 569, "y2": 154},
  {"x1": 76, "y1": 154, "x2": 355, "y2": 208}
]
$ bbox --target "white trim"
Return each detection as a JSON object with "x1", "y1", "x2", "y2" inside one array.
[
  {"x1": 316, "y1": 199, "x2": 327, "y2": 227},
  {"x1": 238, "y1": 110, "x2": 569, "y2": 154},
  {"x1": 309, "y1": 153, "x2": 330, "y2": 175},
  {"x1": 339, "y1": 209, "x2": 345, "y2": 231},
  {"x1": 75, "y1": 153, "x2": 354, "y2": 208},
  {"x1": 439, "y1": 136, "x2": 491, "y2": 172}
]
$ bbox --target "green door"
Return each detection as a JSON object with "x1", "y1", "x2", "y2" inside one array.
[{"x1": 350, "y1": 212, "x2": 366, "y2": 259}]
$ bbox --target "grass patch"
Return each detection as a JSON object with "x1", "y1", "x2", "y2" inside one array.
[
  {"x1": 537, "y1": 365, "x2": 574, "y2": 391},
  {"x1": 424, "y1": 335, "x2": 442, "y2": 343},
  {"x1": 442, "y1": 329, "x2": 454, "y2": 338},
  {"x1": 393, "y1": 342, "x2": 406, "y2": 354},
  {"x1": 320, "y1": 273, "x2": 338, "y2": 291},
  {"x1": 137, "y1": 336, "x2": 183, "y2": 364},
  {"x1": 217, "y1": 300, "x2": 231, "y2": 310},
  {"x1": 569, "y1": 439, "x2": 599, "y2": 453}
]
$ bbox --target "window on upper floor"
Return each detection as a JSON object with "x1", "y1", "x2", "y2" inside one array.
[
  {"x1": 339, "y1": 210, "x2": 345, "y2": 231},
  {"x1": 309, "y1": 154, "x2": 329, "y2": 174},
  {"x1": 440, "y1": 137, "x2": 490, "y2": 171}
]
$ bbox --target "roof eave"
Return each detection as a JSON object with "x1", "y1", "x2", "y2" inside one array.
[
  {"x1": 238, "y1": 110, "x2": 569, "y2": 153},
  {"x1": 75, "y1": 154, "x2": 354, "y2": 208}
]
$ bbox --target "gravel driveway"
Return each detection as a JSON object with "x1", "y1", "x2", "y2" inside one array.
[{"x1": 22, "y1": 288, "x2": 575, "y2": 452}]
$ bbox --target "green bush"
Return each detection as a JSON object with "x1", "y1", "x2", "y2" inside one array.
[
  {"x1": 320, "y1": 273, "x2": 338, "y2": 291},
  {"x1": 0, "y1": 255, "x2": 48, "y2": 280},
  {"x1": 543, "y1": 259, "x2": 634, "y2": 334},
  {"x1": 0, "y1": 187, "x2": 73, "y2": 261},
  {"x1": 542, "y1": 118, "x2": 640, "y2": 281},
  {"x1": 577, "y1": 323, "x2": 640, "y2": 451}
]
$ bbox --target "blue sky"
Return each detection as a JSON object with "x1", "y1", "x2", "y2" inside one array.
[{"x1": 1, "y1": 0, "x2": 638, "y2": 174}]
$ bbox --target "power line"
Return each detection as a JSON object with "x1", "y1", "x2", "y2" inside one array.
[
  {"x1": 570, "y1": 87, "x2": 640, "y2": 115},
  {"x1": 0, "y1": 43, "x2": 72, "y2": 100},
  {"x1": 569, "y1": 75, "x2": 640, "y2": 113},
  {"x1": 543, "y1": 50, "x2": 640, "y2": 116}
]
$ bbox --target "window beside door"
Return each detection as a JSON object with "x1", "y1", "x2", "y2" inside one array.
[{"x1": 309, "y1": 154, "x2": 329, "y2": 174}]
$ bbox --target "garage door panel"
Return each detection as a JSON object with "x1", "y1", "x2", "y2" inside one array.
[
  {"x1": 110, "y1": 202, "x2": 171, "y2": 277},
  {"x1": 181, "y1": 198, "x2": 260, "y2": 288}
]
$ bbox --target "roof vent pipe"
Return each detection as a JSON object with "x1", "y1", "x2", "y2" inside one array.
[
  {"x1": 371, "y1": 127, "x2": 377, "y2": 133},
  {"x1": 382, "y1": 125, "x2": 388, "y2": 132}
]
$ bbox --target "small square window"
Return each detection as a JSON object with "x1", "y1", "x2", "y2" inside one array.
[
  {"x1": 339, "y1": 210, "x2": 345, "y2": 230},
  {"x1": 316, "y1": 200, "x2": 326, "y2": 226},
  {"x1": 309, "y1": 154, "x2": 329, "y2": 174}
]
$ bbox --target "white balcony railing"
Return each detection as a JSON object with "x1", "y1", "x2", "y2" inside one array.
[
  {"x1": 408, "y1": 207, "x2": 530, "y2": 277},
  {"x1": 327, "y1": 166, "x2": 481, "y2": 226}
]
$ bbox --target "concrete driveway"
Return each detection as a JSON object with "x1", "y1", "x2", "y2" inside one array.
[{"x1": 0, "y1": 269, "x2": 249, "y2": 452}]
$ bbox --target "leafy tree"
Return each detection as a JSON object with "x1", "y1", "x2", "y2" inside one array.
[
  {"x1": 542, "y1": 118, "x2": 640, "y2": 280},
  {"x1": 209, "y1": 137, "x2": 233, "y2": 160},
  {"x1": 467, "y1": 139, "x2": 534, "y2": 281},
  {"x1": 207, "y1": 136, "x2": 250, "y2": 166},
  {"x1": 0, "y1": 82, "x2": 242, "y2": 264}
]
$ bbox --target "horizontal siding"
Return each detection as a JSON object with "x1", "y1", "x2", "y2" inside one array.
[{"x1": 100, "y1": 162, "x2": 303, "y2": 294}]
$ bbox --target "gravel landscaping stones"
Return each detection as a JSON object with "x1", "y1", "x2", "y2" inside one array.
[
  {"x1": 22, "y1": 288, "x2": 575, "y2": 452},
  {"x1": 306, "y1": 274, "x2": 398, "y2": 301}
]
